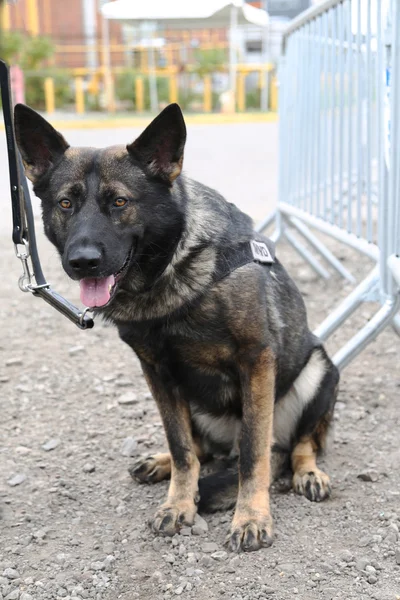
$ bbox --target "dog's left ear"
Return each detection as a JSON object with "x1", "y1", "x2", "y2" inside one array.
[{"x1": 127, "y1": 103, "x2": 186, "y2": 185}]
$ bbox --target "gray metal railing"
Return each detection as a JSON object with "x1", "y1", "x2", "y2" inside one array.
[{"x1": 258, "y1": 0, "x2": 400, "y2": 370}]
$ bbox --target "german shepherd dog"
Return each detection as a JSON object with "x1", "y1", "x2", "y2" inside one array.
[{"x1": 14, "y1": 103, "x2": 339, "y2": 552}]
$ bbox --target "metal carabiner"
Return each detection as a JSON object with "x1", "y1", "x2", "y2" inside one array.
[{"x1": 14, "y1": 238, "x2": 33, "y2": 292}]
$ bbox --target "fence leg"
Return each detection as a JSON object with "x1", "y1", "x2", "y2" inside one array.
[
  {"x1": 392, "y1": 314, "x2": 400, "y2": 336},
  {"x1": 284, "y1": 229, "x2": 330, "y2": 279},
  {"x1": 314, "y1": 267, "x2": 379, "y2": 341},
  {"x1": 44, "y1": 77, "x2": 55, "y2": 114},
  {"x1": 288, "y1": 217, "x2": 355, "y2": 283},
  {"x1": 333, "y1": 296, "x2": 400, "y2": 370},
  {"x1": 255, "y1": 209, "x2": 284, "y2": 243}
]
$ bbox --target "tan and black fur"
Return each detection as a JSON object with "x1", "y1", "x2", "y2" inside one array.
[{"x1": 14, "y1": 103, "x2": 339, "y2": 553}]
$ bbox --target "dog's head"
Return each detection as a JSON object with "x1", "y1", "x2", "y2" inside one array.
[{"x1": 14, "y1": 103, "x2": 186, "y2": 309}]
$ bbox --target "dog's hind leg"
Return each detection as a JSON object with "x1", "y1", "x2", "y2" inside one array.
[
  {"x1": 291, "y1": 436, "x2": 332, "y2": 502},
  {"x1": 291, "y1": 352, "x2": 339, "y2": 502},
  {"x1": 130, "y1": 439, "x2": 209, "y2": 484}
]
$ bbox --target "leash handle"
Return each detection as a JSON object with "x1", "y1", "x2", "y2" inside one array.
[
  {"x1": 0, "y1": 60, "x2": 26, "y2": 245},
  {"x1": 34, "y1": 288, "x2": 94, "y2": 330},
  {"x1": 0, "y1": 59, "x2": 94, "y2": 330}
]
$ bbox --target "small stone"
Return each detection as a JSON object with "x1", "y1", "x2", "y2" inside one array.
[
  {"x1": 180, "y1": 527, "x2": 191, "y2": 537},
  {"x1": 211, "y1": 551, "x2": 228, "y2": 561},
  {"x1": 192, "y1": 514, "x2": 208, "y2": 536},
  {"x1": 395, "y1": 548, "x2": 400, "y2": 565},
  {"x1": 0, "y1": 375, "x2": 10, "y2": 382},
  {"x1": 120, "y1": 437, "x2": 138, "y2": 457},
  {"x1": 91, "y1": 562, "x2": 104, "y2": 571},
  {"x1": 185, "y1": 583, "x2": 193, "y2": 592},
  {"x1": 68, "y1": 345, "x2": 85, "y2": 355},
  {"x1": 83, "y1": 463, "x2": 95, "y2": 473},
  {"x1": 174, "y1": 587, "x2": 184, "y2": 596},
  {"x1": 200, "y1": 555, "x2": 213, "y2": 567},
  {"x1": 5, "y1": 357, "x2": 23, "y2": 366},
  {"x1": 42, "y1": 438, "x2": 60, "y2": 451},
  {"x1": 5, "y1": 591, "x2": 20, "y2": 600},
  {"x1": 164, "y1": 554, "x2": 175, "y2": 564},
  {"x1": 365, "y1": 565, "x2": 376, "y2": 574},
  {"x1": 356, "y1": 557, "x2": 370, "y2": 571},
  {"x1": 357, "y1": 471, "x2": 379, "y2": 482},
  {"x1": 103, "y1": 555, "x2": 115, "y2": 571},
  {"x1": 367, "y1": 575, "x2": 377, "y2": 584},
  {"x1": 7, "y1": 474, "x2": 26, "y2": 487},
  {"x1": 3, "y1": 569, "x2": 20, "y2": 580},
  {"x1": 20, "y1": 594, "x2": 33, "y2": 600},
  {"x1": 201, "y1": 542, "x2": 219, "y2": 553},
  {"x1": 56, "y1": 589, "x2": 67, "y2": 598},
  {"x1": 339, "y1": 549, "x2": 353, "y2": 563},
  {"x1": 117, "y1": 392, "x2": 138, "y2": 406},
  {"x1": 103, "y1": 542, "x2": 115, "y2": 554},
  {"x1": 385, "y1": 531, "x2": 398, "y2": 544}
]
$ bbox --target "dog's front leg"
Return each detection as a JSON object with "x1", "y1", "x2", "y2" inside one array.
[
  {"x1": 141, "y1": 362, "x2": 200, "y2": 536},
  {"x1": 228, "y1": 347, "x2": 275, "y2": 552}
]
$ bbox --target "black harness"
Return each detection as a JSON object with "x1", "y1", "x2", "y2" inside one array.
[
  {"x1": 213, "y1": 238, "x2": 275, "y2": 282},
  {"x1": 1, "y1": 60, "x2": 94, "y2": 330}
]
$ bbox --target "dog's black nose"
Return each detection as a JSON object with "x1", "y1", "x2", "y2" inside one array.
[{"x1": 68, "y1": 246, "x2": 102, "y2": 274}]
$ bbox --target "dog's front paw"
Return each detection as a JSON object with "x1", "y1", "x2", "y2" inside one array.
[
  {"x1": 292, "y1": 469, "x2": 331, "y2": 502},
  {"x1": 129, "y1": 453, "x2": 171, "y2": 483},
  {"x1": 151, "y1": 502, "x2": 197, "y2": 536},
  {"x1": 226, "y1": 515, "x2": 274, "y2": 553}
]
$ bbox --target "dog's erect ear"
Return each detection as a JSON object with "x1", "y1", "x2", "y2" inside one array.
[
  {"x1": 14, "y1": 104, "x2": 69, "y2": 183},
  {"x1": 127, "y1": 103, "x2": 186, "y2": 184}
]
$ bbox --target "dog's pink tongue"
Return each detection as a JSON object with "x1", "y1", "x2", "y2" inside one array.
[{"x1": 79, "y1": 275, "x2": 115, "y2": 307}]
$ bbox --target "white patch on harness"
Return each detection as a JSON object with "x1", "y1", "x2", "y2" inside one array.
[{"x1": 250, "y1": 240, "x2": 274, "y2": 264}]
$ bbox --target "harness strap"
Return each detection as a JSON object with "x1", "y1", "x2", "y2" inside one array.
[{"x1": 213, "y1": 238, "x2": 275, "y2": 283}]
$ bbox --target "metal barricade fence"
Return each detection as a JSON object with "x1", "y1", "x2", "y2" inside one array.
[{"x1": 257, "y1": 0, "x2": 400, "y2": 370}]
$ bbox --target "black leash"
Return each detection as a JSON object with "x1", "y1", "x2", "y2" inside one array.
[{"x1": 0, "y1": 60, "x2": 94, "y2": 330}]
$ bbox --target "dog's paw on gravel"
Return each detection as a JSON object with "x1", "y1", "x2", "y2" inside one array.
[
  {"x1": 151, "y1": 503, "x2": 197, "y2": 536},
  {"x1": 292, "y1": 469, "x2": 332, "y2": 502},
  {"x1": 129, "y1": 453, "x2": 171, "y2": 483}
]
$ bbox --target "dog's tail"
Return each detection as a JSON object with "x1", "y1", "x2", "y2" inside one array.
[
  {"x1": 197, "y1": 447, "x2": 289, "y2": 513},
  {"x1": 198, "y1": 468, "x2": 238, "y2": 512}
]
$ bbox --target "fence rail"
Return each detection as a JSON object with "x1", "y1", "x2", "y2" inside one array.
[{"x1": 258, "y1": 0, "x2": 400, "y2": 370}]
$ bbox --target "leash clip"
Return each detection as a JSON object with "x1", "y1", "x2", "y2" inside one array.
[
  {"x1": 14, "y1": 238, "x2": 33, "y2": 292},
  {"x1": 79, "y1": 306, "x2": 94, "y2": 329}
]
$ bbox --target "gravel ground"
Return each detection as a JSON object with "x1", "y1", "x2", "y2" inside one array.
[{"x1": 0, "y1": 125, "x2": 399, "y2": 600}]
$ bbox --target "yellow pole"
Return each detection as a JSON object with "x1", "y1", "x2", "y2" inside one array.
[
  {"x1": 135, "y1": 76, "x2": 144, "y2": 113},
  {"x1": 0, "y1": 3, "x2": 11, "y2": 30},
  {"x1": 26, "y1": 0, "x2": 39, "y2": 36},
  {"x1": 169, "y1": 75, "x2": 178, "y2": 104},
  {"x1": 270, "y1": 75, "x2": 278, "y2": 112},
  {"x1": 203, "y1": 75, "x2": 212, "y2": 113},
  {"x1": 44, "y1": 77, "x2": 55, "y2": 114},
  {"x1": 75, "y1": 77, "x2": 85, "y2": 115},
  {"x1": 237, "y1": 72, "x2": 245, "y2": 112}
]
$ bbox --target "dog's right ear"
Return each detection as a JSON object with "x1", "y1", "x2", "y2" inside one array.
[{"x1": 14, "y1": 104, "x2": 69, "y2": 183}]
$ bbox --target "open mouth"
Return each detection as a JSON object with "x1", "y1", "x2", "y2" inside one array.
[{"x1": 79, "y1": 248, "x2": 133, "y2": 309}]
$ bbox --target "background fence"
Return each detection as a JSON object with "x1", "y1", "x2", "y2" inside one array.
[{"x1": 259, "y1": 0, "x2": 400, "y2": 370}]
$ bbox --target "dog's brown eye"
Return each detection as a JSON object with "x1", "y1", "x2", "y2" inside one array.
[
  {"x1": 59, "y1": 199, "x2": 72, "y2": 210},
  {"x1": 114, "y1": 198, "x2": 127, "y2": 208}
]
